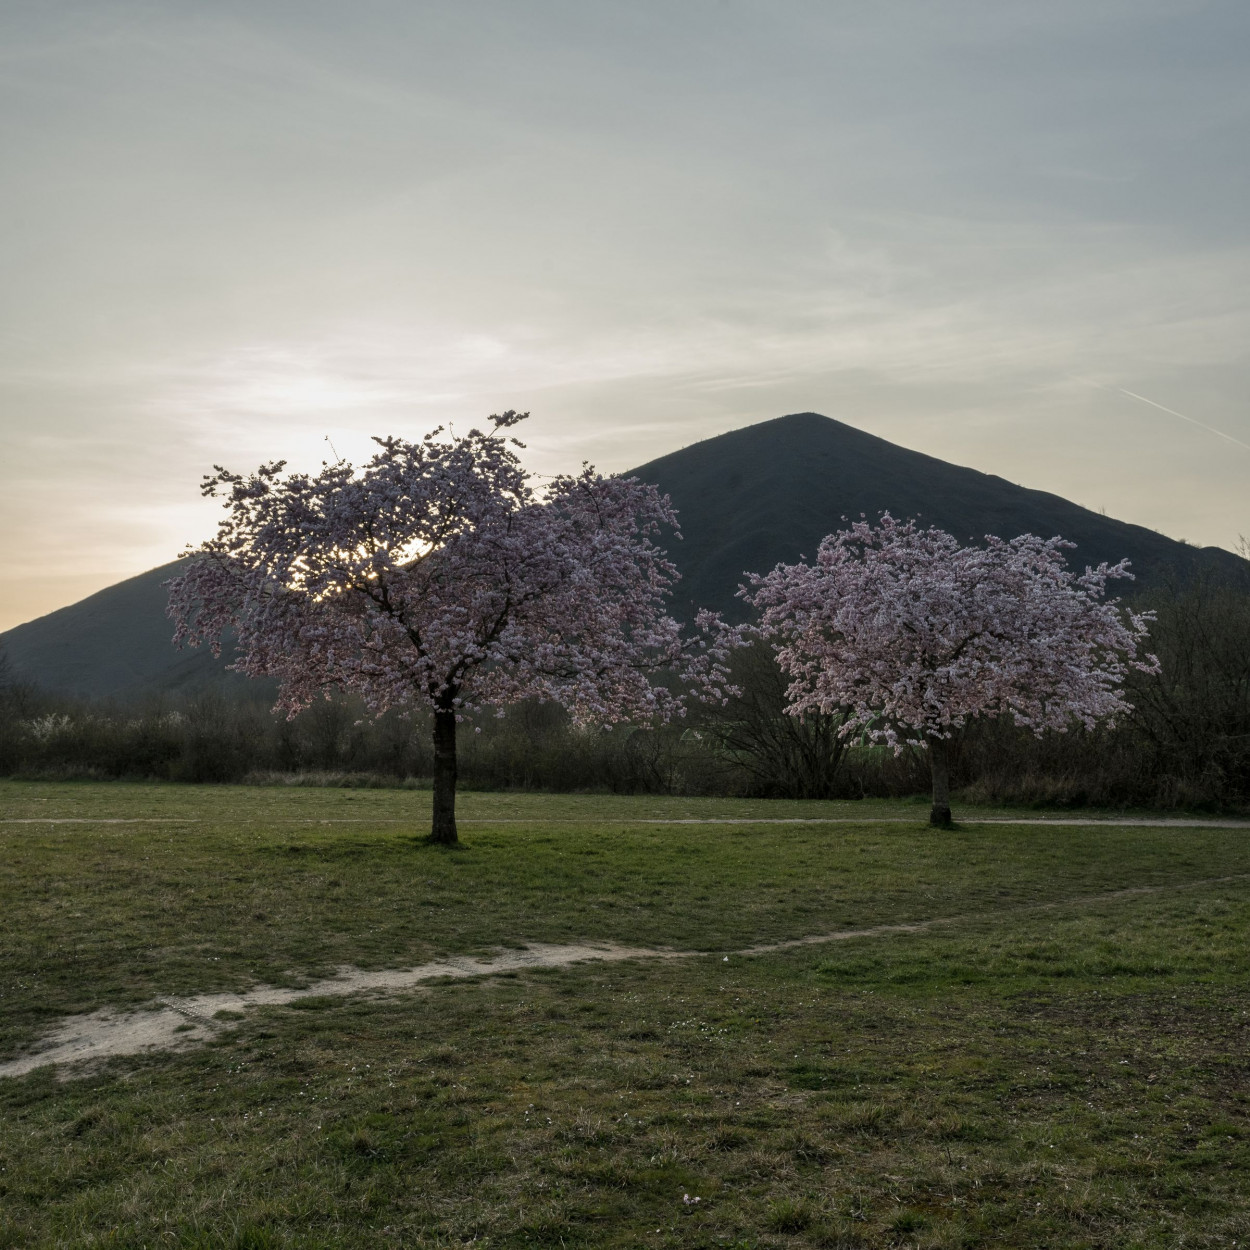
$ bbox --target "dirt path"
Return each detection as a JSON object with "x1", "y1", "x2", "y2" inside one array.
[
  {"x1": 1, "y1": 818, "x2": 202, "y2": 825},
  {"x1": 4, "y1": 872, "x2": 1246, "y2": 1081},
  {"x1": 0, "y1": 942, "x2": 675, "y2": 1080}
]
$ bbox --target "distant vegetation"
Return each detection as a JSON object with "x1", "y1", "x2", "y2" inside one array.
[
  {"x1": 3, "y1": 579, "x2": 1248, "y2": 811},
  {"x1": 3, "y1": 415, "x2": 1247, "y2": 812}
]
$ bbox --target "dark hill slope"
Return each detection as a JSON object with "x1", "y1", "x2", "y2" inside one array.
[
  {"x1": 3, "y1": 413, "x2": 1245, "y2": 698},
  {"x1": 0, "y1": 560, "x2": 258, "y2": 701},
  {"x1": 633, "y1": 413, "x2": 1248, "y2": 619}
]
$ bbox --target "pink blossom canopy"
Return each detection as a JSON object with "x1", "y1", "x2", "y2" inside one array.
[
  {"x1": 741, "y1": 513, "x2": 1158, "y2": 748},
  {"x1": 168, "y1": 412, "x2": 734, "y2": 724}
]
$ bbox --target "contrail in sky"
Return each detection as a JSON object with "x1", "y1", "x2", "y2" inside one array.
[{"x1": 1117, "y1": 387, "x2": 1250, "y2": 452}]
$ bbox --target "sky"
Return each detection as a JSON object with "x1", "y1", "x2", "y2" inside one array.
[{"x1": 1, "y1": 0, "x2": 1248, "y2": 631}]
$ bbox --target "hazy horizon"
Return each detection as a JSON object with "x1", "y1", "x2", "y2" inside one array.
[{"x1": 3, "y1": 1, "x2": 1248, "y2": 632}]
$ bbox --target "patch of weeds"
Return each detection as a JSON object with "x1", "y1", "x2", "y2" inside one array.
[
  {"x1": 932, "y1": 1113, "x2": 993, "y2": 1142},
  {"x1": 707, "y1": 1127, "x2": 750, "y2": 1151},
  {"x1": 421, "y1": 1044, "x2": 461, "y2": 1066},
  {"x1": 786, "y1": 1060, "x2": 864, "y2": 1090},
  {"x1": 813, "y1": 1222, "x2": 869, "y2": 1249},
  {"x1": 766, "y1": 1198, "x2": 813, "y2": 1232},
  {"x1": 510, "y1": 1216, "x2": 583, "y2": 1245},
  {"x1": 887, "y1": 1208, "x2": 929, "y2": 1235},
  {"x1": 283, "y1": 997, "x2": 338, "y2": 1012},
  {"x1": 836, "y1": 1100, "x2": 895, "y2": 1136},
  {"x1": 780, "y1": 1128, "x2": 833, "y2": 1162},
  {"x1": 326, "y1": 1113, "x2": 442, "y2": 1171}
]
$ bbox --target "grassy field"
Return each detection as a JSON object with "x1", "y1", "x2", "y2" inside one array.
[{"x1": 1, "y1": 781, "x2": 1248, "y2": 1248}]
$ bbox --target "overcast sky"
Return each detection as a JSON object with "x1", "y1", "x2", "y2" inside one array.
[{"x1": 2, "y1": 0, "x2": 1248, "y2": 630}]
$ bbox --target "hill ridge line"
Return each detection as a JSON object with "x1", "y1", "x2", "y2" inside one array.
[{"x1": 6, "y1": 412, "x2": 1246, "y2": 697}]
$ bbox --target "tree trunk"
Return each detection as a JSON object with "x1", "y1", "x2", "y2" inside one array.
[
  {"x1": 430, "y1": 706, "x2": 459, "y2": 845},
  {"x1": 928, "y1": 735, "x2": 953, "y2": 827}
]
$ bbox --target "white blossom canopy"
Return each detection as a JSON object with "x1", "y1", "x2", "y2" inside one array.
[
  {"x1": 168, "y1": 412, "x2": 735, "y2": 723},
  {"x1": 741, "y1": 513, "x2": 1158, "y2": 748}
]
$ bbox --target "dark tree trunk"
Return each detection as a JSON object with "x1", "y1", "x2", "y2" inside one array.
[
  {"x1": 430, "y1": 706, "x2": 459, "y2": 845},
  {"x1": 929, "y1": 735, "x2": 953, "y2": 827}
]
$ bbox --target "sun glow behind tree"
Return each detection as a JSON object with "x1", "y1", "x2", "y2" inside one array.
[{"x1": 167, "y1": 411, "x2": 738, "y2": 843}]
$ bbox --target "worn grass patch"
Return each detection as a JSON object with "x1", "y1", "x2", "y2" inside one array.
[{"x1": 0, "y1": 781, "x2": 1248, "y2": 1246}]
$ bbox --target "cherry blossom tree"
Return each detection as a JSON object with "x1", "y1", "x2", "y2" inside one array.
[
  {"x1": 168, "y1": 411, "x2": 735, "y2": 843},
  {"x1": 741, "y1": 514, "x2": 1158, "y2": 826}
]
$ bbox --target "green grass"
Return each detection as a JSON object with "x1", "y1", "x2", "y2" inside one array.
[{"x1": 1, "y1": 780, "x2": 1249, "y2": 1247}]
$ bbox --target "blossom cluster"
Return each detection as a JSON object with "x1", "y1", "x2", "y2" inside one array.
[
  {"x1": 168, "y1": 412, "x2": 737, "y2": 725},
  {"x1": 741, "y1": 513, "x2": 1158, "y2": 748}
]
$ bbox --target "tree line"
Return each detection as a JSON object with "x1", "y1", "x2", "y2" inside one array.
[{"x1": 3, "y1": 577, "x2": 1247, "y2": 810}]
